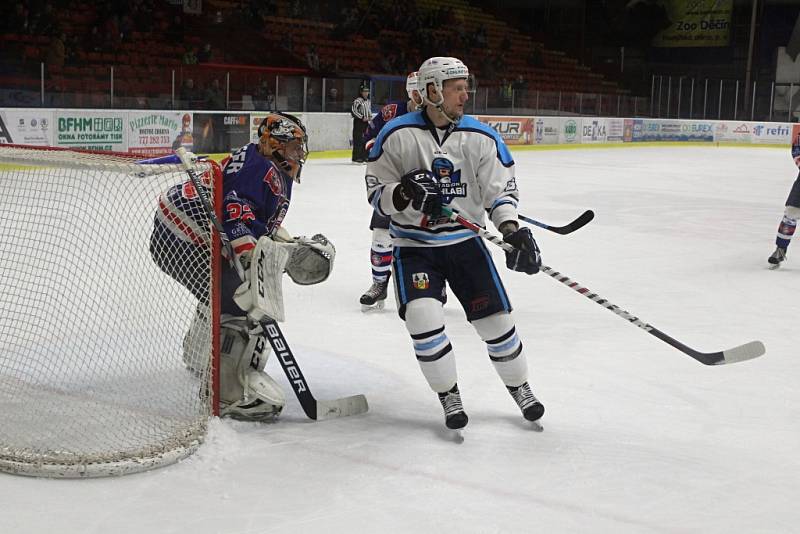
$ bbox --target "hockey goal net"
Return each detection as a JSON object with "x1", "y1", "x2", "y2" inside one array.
[{"x1": 0, "y1": 144, "x2": 221, "y2": 478}]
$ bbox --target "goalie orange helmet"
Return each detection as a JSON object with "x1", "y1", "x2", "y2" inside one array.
[{"x1": 257, "y1": 112, "x2": 309, "y2": 183}]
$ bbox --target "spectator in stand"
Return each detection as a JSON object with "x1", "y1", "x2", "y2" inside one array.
[
  {"x1": 7, "y1": 3, "x2": 29, "y2": 34},
  {"x1": 46, "y1": 32, "x2": 66, "y2": 70},
  {"x1": 103, "y1": 13, "x2": 122, "y2": 51},
  {"x1": 86, "y1": 25, "x2": 103, "y2": 53},
  {"x1": 528, "y1": 44, "x2": 544, "y2": 68},
  {"x1": 183, "y1": 46, "x2": 198, "y2": 65},
  {"x1": 500, "y1": 78, "x2": 513, "y2": 105},
  {"x1": 350, "y1": 82, "x2": 371, "y2": 164},
  {"x1": 120, "y1": 13, "x2": 134, "y2": 42},
  {"x1": 180, "y1": 78, "x2": 200, "y2": 109},
  {"x1": 253, "y1": 80, "x2": 275, "y2": 111},
  {"x1": 305, "y1": 44, "x2": 320, "y2": 71},
  {"x1": 512, "y1": 74, "x2": 528, "y2": 102},
  {"x1": 327, "y1": 87, "x2": 339, "y2": 110},
  {"x1": 198, "y1": 43, "x2": 213, "y2": 63},
  {"x1": 204, "y1": 78, "x2": 225, "y2": 110},
  {"x1": 168, "y1": 13, "x2": 184, "y2": 44},
  {"x1": 306, "y1": 85, "x2": 321, "y2": 111},
  {"x1": 31, "y1": 1, "x2": 56, "y2": 36}
]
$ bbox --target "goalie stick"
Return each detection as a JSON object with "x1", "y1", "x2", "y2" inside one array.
[
  {"x1": 518, "y1": 210, "x2": 594, "y2": 235},
  {"x1": 175, "y1": 148, "x2": 368, "y2": 420},
  {"x1": 441, "y1": 206, "x2": 765, "y2": 366}
]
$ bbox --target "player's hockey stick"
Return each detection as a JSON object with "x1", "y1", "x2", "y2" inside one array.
[
  {"x1": 441, "y1": 206, "x2": 765, "y2": 366},
  {"x1": 175, "y1": 148, "x2": 368, "y2": 419},
  {"x1": 518, "y1": 210, "x2": 594, "y2": 235}
]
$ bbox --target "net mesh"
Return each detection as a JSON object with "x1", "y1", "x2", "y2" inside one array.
[{"x1": 0, "y1": 145, "x2": 218, "y2": 477}]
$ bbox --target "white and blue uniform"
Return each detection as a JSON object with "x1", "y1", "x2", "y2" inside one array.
[
  {"x1": 365, "y1": 107, "x2": 532, "y2": 407},
  {"x1": 366, "y1": 110, "x2": 519, "y2": 248}
]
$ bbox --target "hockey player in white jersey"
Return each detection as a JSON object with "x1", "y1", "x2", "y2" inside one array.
[{"x1": 365, "y1": 56, "x2": 544, "y2": 430}]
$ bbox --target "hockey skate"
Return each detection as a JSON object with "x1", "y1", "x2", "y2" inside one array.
[
  {"x1": 768, "y1": 247, "x2": 787, "y2": 269},
  {"x1": 508, "y1": 382, "x2": 545, "y2": 424},
  {"x1": 438, "y1": 384, "x2": 468, "y2": 430},
  {"x1": 360, "y1": 279, "x2": 388, "y2": 311}
]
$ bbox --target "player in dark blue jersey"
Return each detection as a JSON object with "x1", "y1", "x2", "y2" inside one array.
[
  {"x1": 768, "y1": 132, "x2": 800, "y2": 268},
  {"x1": 359, "y1": 72, "x2": 423, "y2": 310},
  {"x1": 150, "y1": 112, "x2": 334, "y2": 422}
]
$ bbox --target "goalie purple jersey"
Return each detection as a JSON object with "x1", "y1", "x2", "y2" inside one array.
[
  {"x1": 364, "y1": 100, "x2": 411, "y2": 149},
  {"x1": 153, "y1": 143, "x2": 294, "y2": 263}
]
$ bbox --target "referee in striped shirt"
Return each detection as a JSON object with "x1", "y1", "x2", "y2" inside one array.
[{"x1": 351, "y1": 82, "x2": 371, "y2": 163}]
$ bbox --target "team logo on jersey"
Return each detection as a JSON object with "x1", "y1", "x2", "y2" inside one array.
[
  {"x1": 263, "y1": 165, "x2": 283, "y2": 195},
  {"x1": 412, "y1": 272, "x2": 430, "y2": 290},
  {"x1": 503, "y1": 177, "x2": 518, "y2": 193},
  {"x1": 381, "y1": 104, "x2": 398, "y2": 122},
  {"x1": 431, "y1": 157, "x2": 465, "y2": 203}
]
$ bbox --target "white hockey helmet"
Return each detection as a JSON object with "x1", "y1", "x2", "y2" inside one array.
[
  {"x1": 405, "y1": 71, "x2": 419, "y2": 99},
  {"x1": 417, "y1": 57, "x2": 469, "y2": 109}
]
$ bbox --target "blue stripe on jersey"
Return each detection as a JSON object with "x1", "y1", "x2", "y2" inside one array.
[
  {"x1": 369, "y1": 111, "x2": 427, "y2": 161},
  {"x1": 490, "y1": 198, "x2": 517, "y2": 211},
  {"x1": 456, "y1": 116, "x2": 514, "y2": 167},
  {"x1": 475, "y1": 237, "x2": 510, "y2": 310},
  {"x1": 392, "y1": 247, "x2": 407, "y2": 304},
  {"x1": 390, "y1": 223, "x2": 476, "y2": 242}
]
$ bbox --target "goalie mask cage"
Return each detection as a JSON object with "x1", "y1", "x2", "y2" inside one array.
[{"x1": 0, "y1": 144, "x2": 221, "y2": 478}]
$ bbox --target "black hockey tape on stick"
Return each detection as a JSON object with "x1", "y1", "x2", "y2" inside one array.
[{"x1": 518, "y1": 210, "x2": 594, "y2": 235}]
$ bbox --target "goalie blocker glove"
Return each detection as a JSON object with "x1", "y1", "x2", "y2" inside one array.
[
  {"x1": 502, "y1": 226, "x2": 541, "y2": 275},
  {"x1": 397, "y1": 169, "x2": 442, "y2": 217}
]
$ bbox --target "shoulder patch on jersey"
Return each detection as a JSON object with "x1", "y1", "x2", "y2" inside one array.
[
  {"x1": 263, "y1": 164, "x2": 283, "y2": 195},
  {"x1": 381, "y1": 103, "x2": 399, "y2": 122},
  {"x1": 503, "y1": 177, "x2": 518, "y2": 192}
]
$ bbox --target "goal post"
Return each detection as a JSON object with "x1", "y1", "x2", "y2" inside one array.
[{"x1": 0, "y1": 144, "x2": 221, "y2": 478}]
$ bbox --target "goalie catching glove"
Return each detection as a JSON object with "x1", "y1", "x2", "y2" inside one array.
[
  {"x1": 233, "y1": 231, "x2": 336, "y2": 322},
  {"x1": 284, "y1": 233, "x2": 336, "y2": 285}
]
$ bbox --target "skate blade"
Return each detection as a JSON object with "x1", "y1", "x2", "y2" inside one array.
[
  {"x1": 768, "y1": 263, "x2": 782, "y2": 270},
  {"x1": 450, "y1": 428, "x2": 465, "y2": 443},
  {"x1": 360, "y1": 300, "x2": 386, "y2": 312}
]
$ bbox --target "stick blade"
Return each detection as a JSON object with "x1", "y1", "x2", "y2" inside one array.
[
  {"x1": 553, "y1": 209, "x2": 594, "y2": 234},
  {"x1": 720, "y1": 340, "x2": 765, "y2": 365},
  {"x1": 694, "y1": 340, "x2": 766, "y2": 366},
  {"x1": 314, "y1": 394, "x2": 369, "y2": 420}
]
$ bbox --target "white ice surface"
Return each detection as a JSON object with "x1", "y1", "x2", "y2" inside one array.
[{"x1": 2, "y1": 146, "x2": 799, "y2": 534}]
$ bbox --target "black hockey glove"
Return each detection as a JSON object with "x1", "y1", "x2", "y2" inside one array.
[
  {"x1": 503, "y1": 227, "x2": 541, "y2": 275},
  {"x1": 399, "y1": 169, "x2": 442, "y2": 218}
]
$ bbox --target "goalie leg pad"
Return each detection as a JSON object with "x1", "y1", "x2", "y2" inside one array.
[
  {"x1": 286, "y1": 233, "x2": 336, "y2": 285},
  {"x1": 182, "y1": 302, "x2": 211, "y2": 375},
  {"x1": 219, "y1": 316, "x2": 286, "y2": 421}
]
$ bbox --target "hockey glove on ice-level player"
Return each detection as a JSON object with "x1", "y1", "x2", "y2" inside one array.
[
  {"x1": 502, "y1": 226, "x2": 541, "y2": 274},
  {"x1": 399, "y1": 169, "x2": 442, "y2": 218}
]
